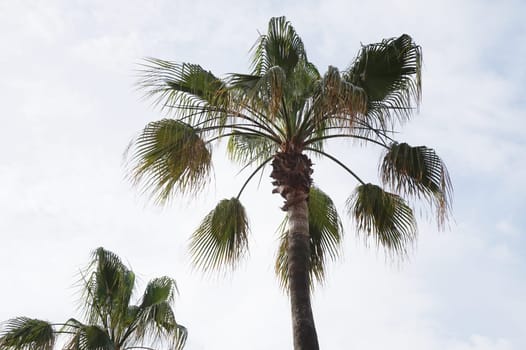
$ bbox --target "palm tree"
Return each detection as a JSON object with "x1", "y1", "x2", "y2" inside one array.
[
  {"x1": 0, "y1": 248, "x2": 187, "y2": 350},
  {"x1": 126, "y1": 17, "x2": 452, "y2": 350}
]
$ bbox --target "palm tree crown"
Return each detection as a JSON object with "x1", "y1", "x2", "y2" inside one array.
[
  {"x1": 126, "y1": 16, "x2": 452, "y2": 350},
  {"x1": 0, "y1": 248, "x2": 187, "y2": 350}
]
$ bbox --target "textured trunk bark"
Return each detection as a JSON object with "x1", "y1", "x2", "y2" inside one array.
[
  {"x1": 270, "y1": 150, "x2": 318, "y2": 349},
  {"x1": 286, "y1": 190, "x2": 319, "y2": 350}
]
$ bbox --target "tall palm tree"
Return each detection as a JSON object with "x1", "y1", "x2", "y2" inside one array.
[
  {"x1": 126, "y1": 17, "x2": 451, "y2": 350},
  {"x1": 0, "y1": 248, "x2": 187, "y2": 350}
]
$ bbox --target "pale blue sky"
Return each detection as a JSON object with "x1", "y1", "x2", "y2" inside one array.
[{"x1": 1, "y1": 1, "x2": 524, "y2": 349}]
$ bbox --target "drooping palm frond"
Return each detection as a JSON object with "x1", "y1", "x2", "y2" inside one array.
[
  {"x1": 126, "y1": 119, "x2": 212, "y2": 204},
  {"x1": 190, "y1": 198, "x2": 250, "y2": 272},
  {"x1": 310, "y1": 66, "x2": 367, "y2": 129},
  {"x1": 380, "y1": 142, "x2": 452, "y2": 227},
  {"x1": 250, "y1": 16, "x2": 307, "y2": 76},
  {"x1": 347, "y1": 183, "x2": 417, "y2": 256},
  {"x1": 131, "y1": 277, "x2": 182, "y2": 345},
  {"x1": 0, "y1": 318, "x2": 54, "y2": 350},
  {"x1": 276, "y1": 187, "x2": 343, "y2": 291},
  {"x1": 138, "y1": 58, "x2": 231, "y2": 125},
  {"x1": 345, "y1": 34, "x2": 422, "y2": 128},
  {"x1": 132, "y1": 300, "x2": 185, "y2": 349}
]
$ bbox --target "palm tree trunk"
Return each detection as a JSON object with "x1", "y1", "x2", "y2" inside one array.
[
  {"x1": 270, "y1": 150, "x2": 318, "y2": 349},
  {"x1": 286, "y1": 190, "x2": 319, "y2": 350}
]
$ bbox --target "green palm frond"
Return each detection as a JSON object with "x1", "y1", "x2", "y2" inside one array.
[
  {"x1": 380, "y1": 142, "x2": 452, "y2": 227},
  {"x1": 251, "y1": 16, "x2": 307, "y2": 76},
  {"x1": 140, "y1": 277, "x2": 178, "y2": 308},
  {"x1": 138, "y1": 58, "x2": 231, "y2": 124},
  {"x1": 126, "y1": 119, "x2": 212, "y2": 204},
  {"x1": 134, "y1": 302, "x2": 172, "y2": 340},
  {"x1": 133, "y1": 285, "x2": 187, "y2": 350},
  {"x1": 63, "y1": 325, "x2": 114, "y2": 350},
  {"x1": 345, "y1": 34, "x2": 422, "y2": 127},
  {"x1": 190, "y1": 198, "x2": 250, "y2": 272},
  {"x1": 281, "y1": 60, "x2": 320, "y2": 117},
  {"x1": 276, "y1": 187, "x2": 343, "y2": 291},
  {"x1": 81, "y1": 248, "x2": 135, "y2": 328},
  {"x1": 227, "y1": 132, "x2": 277, "y2": 166},
  {"x1": 347, "y1": 183, "x2": 417, "y2": 255},
  {"x1": 0, "y1": 318, "x2": 54, "y2": 350}
]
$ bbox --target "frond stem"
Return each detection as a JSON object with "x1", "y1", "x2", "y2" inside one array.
[
  {"x1": 236, "y1": 157, "x2": 274, "y2": 199},
  {"x1": 206, "y1": 131, "x2": 279, "y2": 145},
  {"x1": 305, "y1": 134, "x2": 389, "y2": 148},
  {"x1": 305, "y1": 147, "x2": 366, "y2": 185}
]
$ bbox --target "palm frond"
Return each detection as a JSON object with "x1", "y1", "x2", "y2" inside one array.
[
  {"x1": 190, "y1": 198, "x2": 250, "y2": 272},
  {"x1": 126, "y1": 119, "x2": 212, "y2": 204},
  {"x1": 311, "y1": 66, "x2": 367, "y2": 129},
  {"x1": 0, "y1": 318, "x2": 54, "y2": 350},
  {"x1": 347, "y1": 183, "x2": 417, "y2": 256},
  {"x1": 281, "y1": 60, "x2": 320, "y2": 119},
  {"x1": 380, "y1": 142, "x2": 452, "y2": 227},
  {"x1": 81, "y1": 248, "x2": 134, "y2": 328},
  {"x1": 345, "y1": 34, "x2": 422, "y2": 127},
  {"x1": 133, "y1": 302, "x2": 172, "y2": 341},
  {"x1": 230, "y1": 66, "x2": 287, "y2": 117},
  {"x1": 140, "y1": 277, "x2": 178, "y2": 308},
  {"x1": 63, "y1": 325, "x2": 114, "y2": 350},
  {"x1": 132, "y1": 295, "x2": 186, "y2": 350},
  {"x1": 251, "y1": 16, "x2": 307, "y2": 76},
  {"x1": 171, "y1": 325, "x2": 187, "y2": 350},
  {"x1": 276, "y1": 187, "x2": 343, "y2": 291},
  {"x1": 138, "y1": 58, "x2": 231, "y2": 125},
  {"x1": 227, "y1": 132, "x2": 277, "y2": 166}
]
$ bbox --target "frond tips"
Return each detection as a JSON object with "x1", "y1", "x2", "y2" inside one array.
[
  {"x1": 347, "y1": 183, "x2": 417, "y2": 256},
  {"x1": 345, "y1": 34, "x2": 422, "y2": 126},
  {"x1": 137, "y1": 58, "x2": 230, "y2": 121},
  {"x1": 380, "y1": 142, "x2": 452, "y2": 227},
  {"x1": 251, "y1": 16, "x2": 307, "y2": 76},
  {"x1": 126, "y1": 119, "x2": 212, "y2": 204},
  {"x1": 0, "y1": 318, "x2": 54, "y2": 350},
  {"x1": 190, "y1": 198, "x2": 250, "y2": 272}
]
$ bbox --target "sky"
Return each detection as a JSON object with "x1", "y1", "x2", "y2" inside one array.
[{"x1": 0, "y1": 0, "x2": 525, "y2": 349}]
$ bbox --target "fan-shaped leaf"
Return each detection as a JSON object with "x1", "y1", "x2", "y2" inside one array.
[
  {"x1": 347, "y1": 183, "x2": 417, "y2": 255},
  {"x1": 138, "y1": 58, "x2": 231, "y2": 124},
  {"x1": 140, "y1": 277, "x2": 178, "y2": 308},
  {"x1": 190, "y1": 198, "x2": 250, "y2": 272},
  {"x1": 251, "y1": 16, "x2": 307, "y2": 76},
  {"x1": 126, "y1": 119, "x2": 212, "y2": 204},
  {"x1": 81, "y1": 248, "x2": 134, "y2": 327},
  {"x1": 63, "y1": 325, "x2": 113, "y2": 350},
  {"x1": 345, "y1": 34, "x2": 422, "y2": 127},
  {"x1": 0, "y1": 318, "x2": 54, "y2": 350},
  {"x1": 381, "y1": 142, "x2": 452, "y2": 227},
  {"x1": 276, "y1": 187, "x2": 343, "y2": 291},
  {"x1": 227, "y1": 132, "x2": 277, "y2": 166}
]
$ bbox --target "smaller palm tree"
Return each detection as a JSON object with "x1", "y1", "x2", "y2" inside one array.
[{"x1": 0, "y1": 248, "x2": 187, "y2": 350}]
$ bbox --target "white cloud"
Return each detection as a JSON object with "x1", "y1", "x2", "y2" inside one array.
[{"x1": 449, "y1": 335, "x2": 514, "y2": 350}]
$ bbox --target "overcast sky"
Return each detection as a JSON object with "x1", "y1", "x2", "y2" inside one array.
[{"x1": 1, "y1": 0, "x2": 525, "y2": 349}]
